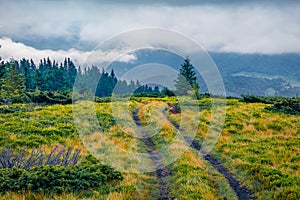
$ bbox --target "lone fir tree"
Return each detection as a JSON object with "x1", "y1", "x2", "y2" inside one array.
[{"x1": 174, "y1": 57, "x2": 199, "y2": 96}]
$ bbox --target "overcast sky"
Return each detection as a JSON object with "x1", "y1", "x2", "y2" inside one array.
[{"x1": 0, "y1": 0, "x2": 300, "y2": 65}]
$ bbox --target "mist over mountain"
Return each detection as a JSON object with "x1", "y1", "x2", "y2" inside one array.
[{"x1": 107, "y1": 49, "x2": 300, "y2": 97}]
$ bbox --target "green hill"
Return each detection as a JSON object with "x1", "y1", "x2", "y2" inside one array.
[{"x1": 0, "y1": 97, "x2": 299, "y2": 199}]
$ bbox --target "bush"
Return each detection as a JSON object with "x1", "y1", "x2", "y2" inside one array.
[
  {"x1": 0, "y1": 164, "x2": 123, "y2": 195},
  {"x1": 275, "y1": 187, "x2": 300, "y2": 200},
  {"x1": 26, "y1": 91, "x2": 72, "y2": 105},
  {"x1": 241, "y1": 95, "x2": 300, "y2": 115},
  {"x1": 13, "y1": 135, "x2": 49, "y2": 148},
  {"x1": 0, "y1": 104, "x2": 34, "y2": 114},
  {"x1": 241, "y1": 95, "x2": 278, "y2": 104},
  {"x1": 96, "y1": 113, "x2": 116, "y2": 132},
  {"x1": 266, "y1": 98, "x2": 300, "y2": 115}
]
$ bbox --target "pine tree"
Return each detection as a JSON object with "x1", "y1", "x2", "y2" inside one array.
[
  {"x1": 0, "y1": 60, "x2": 27, "y2": 103},
  {"x1": 0, "y1": 58, "x2": 5, "y2": 80},
  {"x1": 66, "y1": 58, "x2": 77, "y2": 89},
  {"x1": 174, "y1": 57, "x2": 199, "y2": 96},
  {"x1": 161, "y1": 87, "x2": 175, "y2": 97},
  {"x1": 153, "y1": 86, "x2": 160, "y2": 94}
]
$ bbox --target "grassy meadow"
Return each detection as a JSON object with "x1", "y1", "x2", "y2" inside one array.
[{"x1": 0, "y1": 97, "x2": 299, "y2": 199}]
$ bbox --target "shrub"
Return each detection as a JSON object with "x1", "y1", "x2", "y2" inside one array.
[
  {"x1": 267, "y1": 123, "x2": 283, "y2": 131},
  {"x1": 0, "y1": 148, "x2": 123, "y2": 195},
  {"x1": 241, "y1": 95, "x2": 277, "y2": 104},
  {"x1": 96, "y1": 113, "x2": 116, "y2": 132},
  {"x1": 0, "y1": 164, "x2": 123, "y2": 195},
  {"x1": 266, "y1": 98, "x2": 300, "y2": 115},
  {"x1": 26, "y1": 91, "x2": 72, "y2": 105},
  {"x1": 241, "y1": 95, "x2": 300, "y2": 115},
  {"x1": 275, "y1": 187, "x2": 300, "y2": 200},
  {"x1": 0, "y1": 104, "x2": 34, "y2": 114},
  {"x1": 13, "y1": 135, "x2": 49, "y2": 148}
]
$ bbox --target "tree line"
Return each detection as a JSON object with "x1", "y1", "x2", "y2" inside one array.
[
  {"x1": 0, "y1": 58, "x2": 174, "y2": 104},
  {"x1": 0, "y1": 57, "x2": 153, "y2": 93},
  {"x1": 0, "y1": 56, "x2": 200, "y2": 104}
]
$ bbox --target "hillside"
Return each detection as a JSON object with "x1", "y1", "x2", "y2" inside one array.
[
  {"x1": 108, "y1": 50, "x2": 300, "y2": 97},
  {"x1": 0, "y1": 97, "x2": 299, "y2": 199}
]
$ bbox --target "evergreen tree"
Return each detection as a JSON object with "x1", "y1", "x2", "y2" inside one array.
[
  {"x1": 66, "y1": 58, "x2": 77, "y2": 89},
  {"x1": 110, "y1": 69, "x2": 115, "y2": 78},
  {"x1": 0, "y1": 60, "x2": 27, "y2": 103},
  {"x1": 0, "y1": 58, "x2": 5, "y2": 80},
  {"x1": 20, "y1": 58, "x2": 35, "y2": 91},
  {"x1": 153, "y1": 86, "x2": 160, "y2": 94},
  {"x1": 161, "y1": 87, "x2": 175, "y2": 97},
  {"x1": 109, "y1": 69, "x2": 117, "y2": 89},
  {"x1": 174, "y1": 57, "x2": 199, "y2": 96},
  {"x1": 74, "y1": 66, "x2": 88, "y2": 94},
  {"x1": 114, "y1": 80, "x2": 129, "y2": 95}
]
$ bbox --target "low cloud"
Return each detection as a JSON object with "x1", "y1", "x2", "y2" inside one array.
[{"x1": 0, "y1": 37, "x2": 137, "y2": 66}]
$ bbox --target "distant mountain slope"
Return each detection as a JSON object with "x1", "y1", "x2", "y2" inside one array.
[
  {"x1": 107, "y1": 49, "x2": 300, "y2": 97},
  {"x1": 210, "y1": 52, "x2": 300, "y2": 80}
]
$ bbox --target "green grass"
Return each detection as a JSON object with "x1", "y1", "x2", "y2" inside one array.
[
  {"x1": 0, "y1": 97, "x2": 299, "y2": 199},
  {"x1": 135, "y1": 101, "x2": 236, "y2": 199},
  {"x1": 168, "y1": 98, "x2": 300, "y2": 200}
]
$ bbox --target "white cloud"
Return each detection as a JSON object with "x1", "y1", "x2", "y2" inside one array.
[
  {"x1": 0, "y1": 37, "x2": 137, "y2": 66},
  {"x1": 0, "y1": 1, "x2": 300, "y2": 54},
  {"x1": 116, "y1": 54, "x2": 137, "y2": 63}
]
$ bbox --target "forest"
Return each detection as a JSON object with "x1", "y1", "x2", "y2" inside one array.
[{"x1": 0, "y1": 57, "x2": 167, "y2": 105}]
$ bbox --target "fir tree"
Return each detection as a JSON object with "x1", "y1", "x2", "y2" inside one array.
[
  {"x1": 174, "y1": 57, "x2": 199, "y2": 96},
  {"x1": 0, "y1": 58, "x2": 5, "y2": 80},
  {"x1": 0, "y1": 60, "x2": 27, "y2": 103}
]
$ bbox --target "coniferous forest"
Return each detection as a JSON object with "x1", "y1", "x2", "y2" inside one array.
[{"x1": 0, "y1": 57, "x2": 165, "y2": 104}]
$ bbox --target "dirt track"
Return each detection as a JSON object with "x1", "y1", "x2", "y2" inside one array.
[
  {"x1": 163, "y1": 109, "x2": 255, "y2": 200},
  {"x1": 132, "y1": 110, "x2": 171, "y2": 200}
]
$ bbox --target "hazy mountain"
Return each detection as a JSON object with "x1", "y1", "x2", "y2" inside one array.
[{"x1": 107, "y1": 49, "x2": 300, "y2": 97}]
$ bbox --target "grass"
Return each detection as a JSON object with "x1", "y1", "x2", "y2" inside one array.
[
  {"x1": 135, "y1": 101, "x2": 236, "y2": 199},
  {"x1": 0, "y1": 97, "x2": 299, "y2": 199},
  {"x1": 216, "y1": 100, "x2": 300, "y2": 200},
  {"x1": 168, "y1": 98, "x2": 300, "y2": 200}
]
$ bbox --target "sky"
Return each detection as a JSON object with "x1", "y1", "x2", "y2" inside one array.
[{"x1": 0, "y1": 0, "x2": 300, "y2": 65}]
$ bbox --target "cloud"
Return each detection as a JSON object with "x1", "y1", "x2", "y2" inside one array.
[
  {"x1": 0, "y1": 1, "x2": 300, "y2": 54},
  {"x1": 0, "y1": 37, "x2": 137, "y2": 66}
]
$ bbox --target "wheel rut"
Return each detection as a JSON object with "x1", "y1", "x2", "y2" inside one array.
[
  {"x1": 163, "y1": 109, "x2": 255, "y2": 200},
  {"x1": 132, "y1": 110, "x2": 171, "y2": 200}
]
